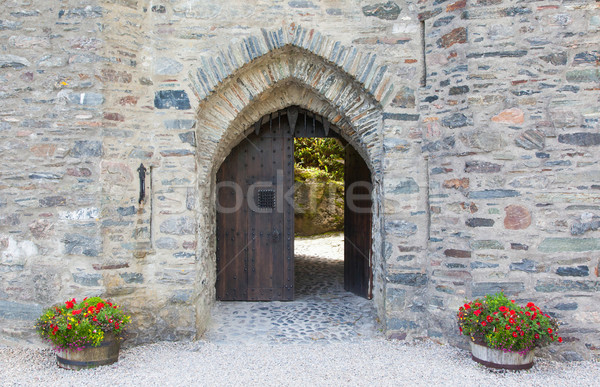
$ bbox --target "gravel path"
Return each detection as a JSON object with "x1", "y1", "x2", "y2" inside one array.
[
  {"x1": 1, "y1": 234, "x2": 599, "y2": 385},
  {"x1": 1, "y1": 340, "x2": 599, "y2": 386}
]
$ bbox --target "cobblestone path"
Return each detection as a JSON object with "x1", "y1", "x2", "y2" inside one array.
[{"x1": 205, "y1": 234, "x2": 380, "y2": 343}]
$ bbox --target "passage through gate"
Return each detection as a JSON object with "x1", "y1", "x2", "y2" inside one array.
[{"x1": 216, "y1": 107, "x2": 372, "y2": 301}]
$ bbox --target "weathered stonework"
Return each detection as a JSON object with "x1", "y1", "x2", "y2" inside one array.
[{"x1": 0, "y1": 0, "x2": 599, "y2": 362}]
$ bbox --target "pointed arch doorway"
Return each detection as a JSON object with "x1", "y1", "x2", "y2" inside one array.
[{"x1": 216, "y1": 106, "x2": 372, "y2": 301}]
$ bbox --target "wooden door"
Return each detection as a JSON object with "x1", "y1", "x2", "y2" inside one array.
[
  {"x1": 344, "y1": 145, "x2": 373, "y2": 299},
  {"x1": 216, "y1": 114, "x2": 294, "y2": 301}
]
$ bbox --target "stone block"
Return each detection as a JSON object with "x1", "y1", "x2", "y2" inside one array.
[
  {"x1": 535, "y1": 280, "x2": 599, "y2": 292},
  {"x1": 155, "y1": 57, "x2": 184, "y2": 75},
  {"x1": 471, "y1": 261, "x2": 499, "y2": 269},
  {"x1": 466, "y1": 218, "x2": 494, "y2": 227},
  {"x1": 390, "y1": 178, "x2": 419, "y2": 194},
  {"x1": 72, "y1": 141, "x2": 102, "y2": 157},
  {"x1": 515, "y1": 129, "x2": 545, "y2": 150},
  {"x1": 160, "y1": 216, "x2": 196, "y2": 235},
  {"x1": 504, "y1": 205, "x2": 531, "y2": 230},
  {"x1": 387, "y1": 318, "x2": 419, "y2": 330},
  {"x1": 449, "y1": 85, "x2": 469, "y2": 95},
  {"x1": 67, "y1": 92, "x2": 104, "y2": 106},
  {"x1": 471, "y1": 240, "x2": 504, "y2": 250},
  {"x1": 464, "y1": 161, "x2": 501, "y2": 173},
  {"x1": 472, "y1": 282, "x2": 524, "y2": 297},
  {"x1": 492, "y1": 108, "x2": 524, "y2": 124},
  {"x1": 389, "y1": 272, "x2": 428, "y2": 287},
  {"x1": 164, "y1": 119, "x2": 196, "y2": 130},
  {"x1": 444, "y1": 249, "x2": 471, "y2": 258},
  {"x1": 538, "y1": 238, "x2": 600, "y2": 253},
  {"x1": 386, "y1": 220, "x2": 417, "y2": 237},
  {"x1": 556, "y1": 266, "x2": 589, "y2": 277},
  {"x1": 554, "y1": 302, "x2": 578, "y2": 311},
  {"x1": 441, "y1": 113, "x2": 468, "y2": 128},
  {"x1": 362, "y1": 2, "x2": 401, "y2": 20},
  {"x1": 72, "y1": 273, "x2": 102, "y2": 286},
  {"x1": 64, "y1": 234, "x2": 101, "y2": 256},
  {"x1": 558, "y1": 133, "x2": 600, "y2": 147},
  {"x1": 469, "y1": 189, "x2": 519, "y2": 199},
  {"x1": 0, "y1": 54, "x2": 30, "y2": 69},
  {"x1": 120, "y1": 272, "x2": 144, "y2": 283},
  {"x1": 437, "y1": 27, "x2": 467, "y2": 49},
  {"x1": 154, "y1": 90, "x2": 191, "y2": 110},
  {"x1": 39, "y1": 196, "x2": 67, "y2": 207},
  {"x1": 566, "y1": 69, "x2": 600, "y2": 83},
  {"x1": 0, "y1": 300, "x2": 42, "y2": 320},
  {"x1": 510, "y1": 259, "x2": 537, "y2": 273}
]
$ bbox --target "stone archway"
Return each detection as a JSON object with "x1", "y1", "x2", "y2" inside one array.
[{"x1": 191, "y1": 26, "x2": 392, "y2": 335}]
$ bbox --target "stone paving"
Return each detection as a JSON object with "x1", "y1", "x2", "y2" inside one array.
[{"x1": 205, "y1": 234, "x2": 381, "y2": 343}]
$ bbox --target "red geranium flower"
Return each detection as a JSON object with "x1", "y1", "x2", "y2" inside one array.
[
  {"x1": 72, "y1": 309, "x2": 81, "y2": 315},
  {"x1": 509, "y1": 318, "x2": 516, "y2": 324},
  {"x1": 558, "y1": 337, "x2": 563, "y2": 343},
  {"x1": 548, "y1": 328, "x2": 553, "y2": 334},
  {"x1": 505, "y1": 325, "x2": 511, "y2": 330},
  {"x1": 512, "y1": 331, "x2": 518, "y2": 338},
  {"x1": 486, "y1": 315, "x2": 493, "y2": 322},
  {"x1": 498, "y1": 306, "x2": 508, "y2": 312},
  {"x1": 65, "y1": 298, "x2": 76, "y2": 309},
  {"x1": 535, "y1": 334, "x2": 540, "y2": 339},
  {"x1": 481, "y1": 321, "x2": 487, "y2": 326},
  {"x1": 527, "y1": 302, "x2": 535, "y2": 308},
  {"x1": 474, "y1": 309, "x2": 482, "y2": 316}
]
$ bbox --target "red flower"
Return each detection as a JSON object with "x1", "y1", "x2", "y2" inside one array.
[
  {"x1": 115, "y1": 323, "x2": 119, "y2": 330},
  {"x1": 505, "y1": 325, "x2": 511, "y2": 330},
  {"x1": 509, "y1": 310, "x2": 516, "y2": 316},
  {"x1": 474, "y1": 309, "x2": 482, "y2": 316},
  {"x1": 93, "y1": 316, "x2": 98, "y2": 322},
  {"x1": 481, "y1": 321, "x2": 487, "y2": 327},
  {"x1": 558, "y1": 337, "x2": 563, "y2": 343},
  {"x1": 72, "y1": 309, "x2": 81, "y2": 315},
  {"x1": 535, "y1": 334, "x2": 540, "y2": 339},
  {"x1": 498, "y1": 306, "x2": 508, "y2": 312},
  {"x1": 65, "y1": 298, "x2": 76, "y2": 309},
  {"x1": 96, "y1": 302, "x2": 105, "y2": 311},
  {"x1": 88, "y1": 306, "x2": 95, "y2": 314},
  {"x1": 527, "y1": 302, "x2": 535, "y2": 308},
  {"x1": 548, "y1": 328, "x2": 553, "y2": 334},
  {"x1": 67, "y1": 324, "x2": 72, "y2": 330},
  {"x1": 520, "y1": 331, "x2": 524, "y2": 336},
  {"x1": 486, "y1": 315, "x2": 493, "y2": 322},
  {"x1": 509, "y1": 318, "x2": 516, "y2": 324},
  {"x1": 459, "y1": 327, "x2": 463, "y2": 333},
  {"x1": 511, "y1": 300, "x2": 515, "y2": 303},
  {"x1": 512, "y1": 331, "x2": 518, "y2": 338}
]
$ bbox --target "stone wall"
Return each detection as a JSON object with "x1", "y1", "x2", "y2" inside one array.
[{"x1": 0, "y1": 0, "x2": 598, "y2": 361}]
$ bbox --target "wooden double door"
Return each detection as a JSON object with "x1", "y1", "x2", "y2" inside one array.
[{"x1": 216, "y1": 107, "x2": 372, "y2": 301}]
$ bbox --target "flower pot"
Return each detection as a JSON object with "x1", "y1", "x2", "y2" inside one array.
[
  {"x1": 470, "y1": 341, "x2": 534, "y2": 370},
  {"x1": 56, "y1": 333, "x2": 121, "y2": 370}
]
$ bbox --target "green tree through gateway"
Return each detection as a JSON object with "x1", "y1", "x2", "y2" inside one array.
[{"x1": 294, "y1": 137, "x2": 345, "y2": 182}]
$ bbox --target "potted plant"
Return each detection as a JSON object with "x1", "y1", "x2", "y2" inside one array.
[
  {"x1": 457, "y1": 292, "x2": 561, "y2": 370},
  {"x1": 36, "y1": 296, "x2": 131, "y2": 370}
]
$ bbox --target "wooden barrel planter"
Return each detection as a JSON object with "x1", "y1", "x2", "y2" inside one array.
[
  {"x1": 470, "y1": 341, "x2": 534, "y2": 370},
  {"x1": 56, "y1": 333, "x2": 121, "y2": 370}
]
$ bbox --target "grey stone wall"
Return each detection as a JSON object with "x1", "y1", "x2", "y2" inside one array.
[{"x1": 0, "y1": 0, "x2": 598, "y2": 361}]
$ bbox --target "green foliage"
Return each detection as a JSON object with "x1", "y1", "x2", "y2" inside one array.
[
  {"x1": 36, "y1": 297, "x2": 130, "y2": 352},
  {"x1": 457, "y1": 292, "x2": 561, "y2": 354},
  {"x1": 294, "y1": 138, "x2": 344, "y2": 181}
]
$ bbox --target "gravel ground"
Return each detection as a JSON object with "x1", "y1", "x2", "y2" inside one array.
[
  {"x1": 1, "y1": 340, "x2": 599, "y2": 386},
  {"x1": 2, "y1": 234, "x2": 599, "y2": 386}
]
